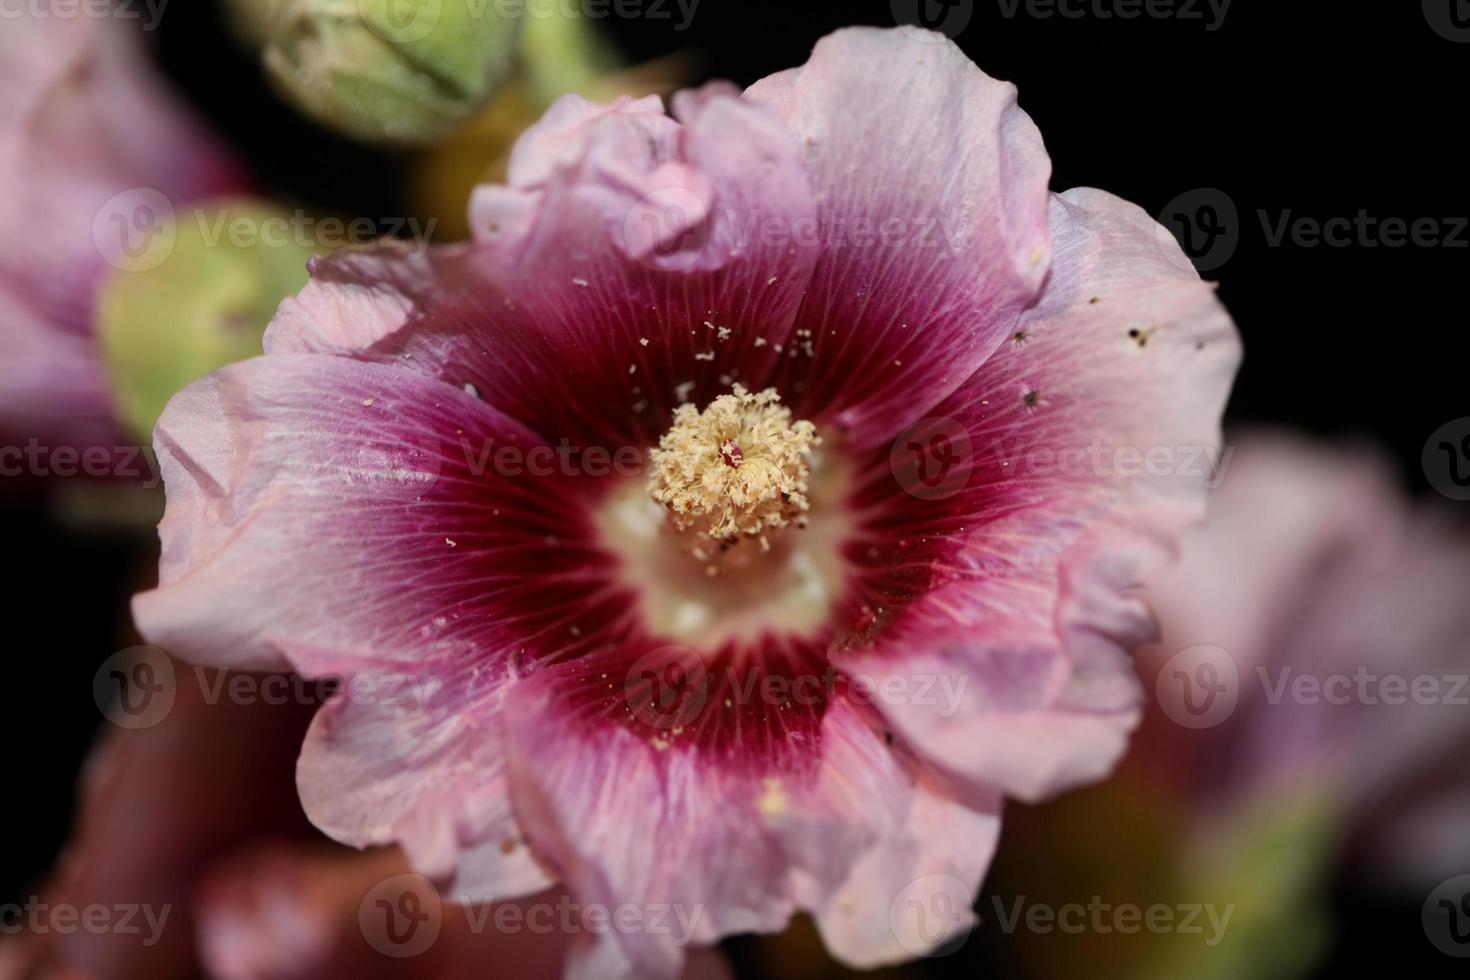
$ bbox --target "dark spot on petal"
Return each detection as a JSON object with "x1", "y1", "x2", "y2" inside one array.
[{"x1": 1023, "y1": 390, "x2": 1040, "y2": 409}]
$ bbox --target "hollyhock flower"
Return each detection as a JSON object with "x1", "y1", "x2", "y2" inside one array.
[
  {"x1": 0, "y1": 15, "x2": 247, "y2": 456},
  {"x1": 992, "y1": 434, "x2": 1470, "y2": 980},
  {"x1": 4, "y1": 654, "x2": 727, "y2": 980},
  {"x1": 1138, "y1": 434, "x2": 1470, "y2": 886},
  {"x1": 134, "y1": 27, "x2": 1239, "y2": 977}
]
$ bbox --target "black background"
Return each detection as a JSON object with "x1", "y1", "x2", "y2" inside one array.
[{"x1": 4, "y1": 1, "x2": 1466, "y2": 976}]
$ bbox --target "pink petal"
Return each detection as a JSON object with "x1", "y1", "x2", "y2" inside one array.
[
  {"x1": 505, "y1": 669, "x2": 1000, "y2": 976},
  {"x1": 839, "y1": 187, "x2": 1239, "y2": 802},
  {"x1": 296, "y1": 666, "x2": 552, "y2": 902},
  {"x1": 132, "y1": 353, "x2": 599, "y2": 673},
  {"x1": 275, "y1": 87, "x2": 822, "y2": 451},
  {"x1": 746, "y1": 27, "x2": 1054, "y2": 447}
]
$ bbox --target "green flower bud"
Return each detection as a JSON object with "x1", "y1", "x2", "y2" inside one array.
[
  {"x1": 220, "y1": 0, "x2": 292, "y2": 50},
  {"x1": 260, "y1": 0, "x2": 522, "y2": 146},
  {"x1": 96, "y1": 199, "x2": 317, "y2": 442}
]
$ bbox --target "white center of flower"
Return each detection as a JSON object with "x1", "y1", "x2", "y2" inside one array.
[
  {"x1": 598, "y1": 386, "x2": 848, "y2": 649},
  {"x1": 647, "y1": 386, "x2": 820, "y2": 563}
]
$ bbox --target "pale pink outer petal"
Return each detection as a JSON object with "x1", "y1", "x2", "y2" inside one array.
[
  {"x1": 130, "y1": 354, "x2": 609, "y2": 899},
  {"x1": 504, "y1": 674, "x2": 1001, "y2": 977},
  {"x1": 843, "y1": 187, "x2": 1241, "y2": 803},
  {"x1": 296, "y1": 671, "x2": 553, "y2": 902},
  {"x1": 132, "y1": 352, "x2": 583, "y2": 673},
  {"x1": 746, "y1": 27, "x2": 1054, "y2": 447},
  {"x1": 264, "y1": 244, "x2": 454, "y2": 358}
]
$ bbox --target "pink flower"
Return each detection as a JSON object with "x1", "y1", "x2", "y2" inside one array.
[
  {"x1": 0, "y1": 16, "x2": 245, "y2": 454},
  {"x1": 4, "y1": 654, "x2": 728, "y2": 980},
  {"x1": 1137, "y1": 434, "x2": 1470, "y2": 888},
  {"x1": 134, "y1": 27, "x2": 1239, "y2": 977}
]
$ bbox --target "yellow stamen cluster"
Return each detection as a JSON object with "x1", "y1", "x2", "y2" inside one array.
[{"x1": 648, "y1": 386, "x2": 819, "y2": 551}]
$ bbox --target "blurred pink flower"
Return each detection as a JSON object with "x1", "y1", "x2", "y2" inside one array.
[
  {"x1": 133, "y1": 27, "x2": 1239, "y2": 978},
  {"x1": 2, "y1": 657, "x2": 728, "y2": 980},
  {"x1": 0, "y1": 16, "x2": 246, "y2": 456},
  {"x1": 1138, "y1": 433, "x2": 1470, "y2": 886}
]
